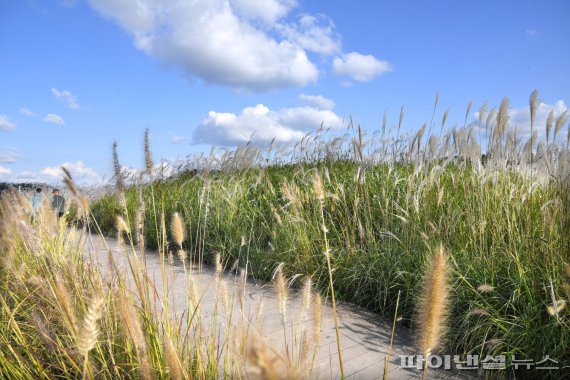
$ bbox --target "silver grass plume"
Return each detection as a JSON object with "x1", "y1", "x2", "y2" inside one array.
[
  {"x1": 529, "y1": 90, "x2": 540, "y2": 159},
  {"x1": 545, "y1": 110, "x2": 554, "y2": 144},
  {"x1": 441, "y1": 108, "x2": 449, "y2": 134},
  {"x1": 554, "y1": 110, "x2": 568, "y2": 142},
  {"x1": 464, "y1": 100, "x2": 473, "y2": 128},
  {"x1": 529, "y1": 90, "x2": 540, "y2": 138}
]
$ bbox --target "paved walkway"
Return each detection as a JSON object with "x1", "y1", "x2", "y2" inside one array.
[{"x1": 82, "y1": 233, "x2": 468, "y2": 380}]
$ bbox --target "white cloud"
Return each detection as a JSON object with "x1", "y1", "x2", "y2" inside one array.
[
  {"x1": 14, "y1": 171, "x2": 40, "y2": 182},
  {"x1": 232, "y1": 0, "x2": 296, "y2": 24},
  {"x1": 171, "y1": 135, "x2": 185, "y2": 144},
  {"x1": 88, "y1": 0, "x2": 319, "y2": 91},
  {"x1": 19, "y1": 108, "x2": 34, "y2": 116},
  {"x1": 43, "y1": 113, "x2": 65, "y2": 126},
  {"x1": 1, "y1": 160, "x2": 101, "y2": 185},
  {"x1": 277, "y1": 14, "x2": 341, "y2": 56},
  {"x1": 41, "y1": 161, "x2": 102, "y2": 184},
  {"x1": 298, "y1": 94, "x2": 335, "y2": 110},
  {"x1": 525, "y1": 29, "x2": 542, "y2": 37},
  {"x1": 333, "y1": 52, "x2": 393, "y2": 82},
  {"x1": 0, "y1": 115, "x2": 16, "y2": 131},
  {"x1": 0, "y1": 147, "x2": 22, "y2": 164},
  {"x1": 51, "y1": 88, "x2": 80, "y2": 109},
  {"x1": 194, "y1": 102, "x2": 343, "y2": 145}
]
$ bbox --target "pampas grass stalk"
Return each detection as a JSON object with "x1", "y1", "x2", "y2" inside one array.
[
  {"x1": 383, "y1": 290, "x2": 401, "y2": 380},
  {"x1": 314, "y1": 171, "x2": 344, "y2": 378}
]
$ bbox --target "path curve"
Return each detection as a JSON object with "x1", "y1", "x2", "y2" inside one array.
[{"x1": 82, "y1": 233, "x2": 467, "y2": 380}]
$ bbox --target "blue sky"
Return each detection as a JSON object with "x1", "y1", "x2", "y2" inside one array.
[{"x1": 1, "y1": 0, "x2": 569, "y2": 184}]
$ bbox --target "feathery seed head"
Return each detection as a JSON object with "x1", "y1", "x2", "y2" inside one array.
[
  {"x1": 171, "y1": 212, "x2": 185, "y2": 247},
  {"x1": 554, "y1": 110, "x2": 568, "y2": 141},
  {"x1": 477, "y1": 284, "x2": 495, "y2": 293},
  {"x1": 464, "y1": 100, "x2": 473, "y2": 127},
  {"x1": 545, "y1": 110, "x2": 554, "y2": 143},
  {"x1": 313, "y1": 172, "x2": 325, "y2": 201},
  {"x1": 468, "y1": 308, "x2": 490, "y2": 317},
  {"x1": 112, "y1": 141, "x2": 124, "y2": 192},
  {"x1": 144, "y1": 128, "x2": 154, "y2": 173},
  {"x1": 274, "y1": 264, "x2": 288, "y2": 319},
  {"x1": 301, "y1": 277, "x2": 312, "y2": 318},
  {"x1": 547, "y1": 299, "x2": 566, "y2": 316},
  {"x1": 417, "y1": 245, "x2": 450, "y2": 356},
  {"x1": 116, "y1": 215, "x2": 130, "y2": 235},
  {"x1": 77, "y1": 296, "x2": 105, "y2": 357},
  {"x1": 529, "y1": 89, "x2": 540, "y2": 130},
  {"x1": 163, "y1": 334, "x2": 184, "y2": 380},
  {"x1": 442, "y1": 109, "x2": 449, "y2": 131},
  {"x1": 478, "y1": 102, "x2": 488, "y2": 129},
  {"x1": 313, "y1": 293, "x2": 323, "y2": 346}
]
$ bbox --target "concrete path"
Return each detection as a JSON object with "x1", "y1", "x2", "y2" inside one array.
[{"x1": 82, "y1": 233, "x2": 469, "y2": 380}]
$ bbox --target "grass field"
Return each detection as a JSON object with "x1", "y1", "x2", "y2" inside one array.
[
  {"x1": 2, "y1": 92, "x2": 569, "y2": 379},
  {"x1": 89, "y1": 93, "x2": 570, "y2": 377}
]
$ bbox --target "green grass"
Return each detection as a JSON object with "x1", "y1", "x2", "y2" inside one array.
[{"x1": 91, "y1": 157, "x2": 570, "y2": 377}]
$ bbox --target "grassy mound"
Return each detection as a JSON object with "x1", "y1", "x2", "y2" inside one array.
[{"x1": 91, "y1": 157, "x2": 570, "y2": 376}]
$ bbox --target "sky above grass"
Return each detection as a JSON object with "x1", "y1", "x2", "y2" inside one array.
[{"x1": 1, "y1": 0, "x2": 569, "y2": 184}]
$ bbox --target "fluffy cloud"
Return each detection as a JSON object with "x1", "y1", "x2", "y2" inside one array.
[
  {"x1": 43, "y1": 113, "x2": 65, "y2": 126},
  {"x1": 333, "y1": 52, "x2": 393, "y2": 82},
  {"x1": 41, "y1": 161, "x2": 102, "y2": 184},
  {"x1": 19, "y1": 108, "x2": 34, "y2": 116},
  {"x1": 51, "y1": 88, "x2": 80, "y2": 109},
  {"x1": 277, "y1": 14, "x2": 341, "y2": 56},
  {"x1": 1, "y1": 161, "x2": 101, "y2": 185},
  {"x1": 88, "y1": 0, "x2": 319, "y2": 91},
  {"x1": 194, "y1": 101, "x2": 343, "y2": 146},
  {"x1": 298, "y1": 94, "x2": 335, "y2": 110},
  {"x1": 0, "y1": 147, "x2": 22, "y2": 164},
  {"x1": 171, "y1": 135, "x2": 185, "y2": 144},
  {"x1": 232, "y1": 0, "x2": 296, "y2": 24},
  {"x1": 0, "y1": 115, "x2": 16, "y2": 131}
]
